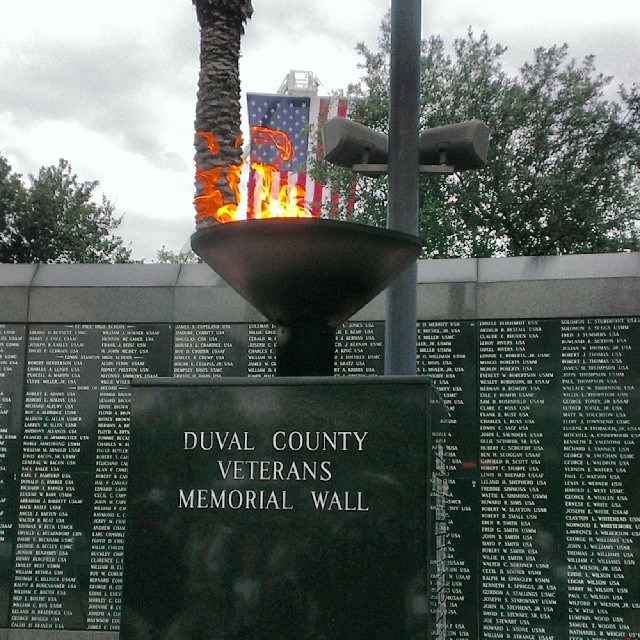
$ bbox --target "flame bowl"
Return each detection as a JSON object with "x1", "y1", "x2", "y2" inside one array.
[{"x1": 191, "y1": 218, "x2": 422, "y2": 328}]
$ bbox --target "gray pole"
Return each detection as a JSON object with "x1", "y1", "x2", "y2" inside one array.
[{"x1": 385, "y1": 0, "x2": 421, "y2": 375}]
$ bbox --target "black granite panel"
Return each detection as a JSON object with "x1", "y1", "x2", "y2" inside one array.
[
  {"x1": 172, "y1": 322, "x2": 389, "y2": 378},
  {"x1": 0, "y1": 325, "x2": 26, "y2": 473},
  {"x1": 173, "y1": 323, "x2": 250, "y2": 377},
  {"x1": 124, "y1": 378, "x2": 435, "y2": 640},
  {"x1": 0, "y1": 324, "x2": 27, "y2": 625},
  {"x1": 335, "y1": 321, "x2": 385, "y2": 376},
  {"x1": 87, "y1": 324, "x2": 173, "y2": 632},
  {"x1": 477, "y1": 317, "x2": 640, "y2": 640},
  {"x1": 418, "y1": 321, "x2": 479, "y2": 640},
  {"x1": 10, "y1": 324, "x2": 172, "y2": 631},
  {"x1": 0, "y1": 315, "x2": 639, "y2": 638},
  {"x1": 478, "y1": 319, "x2": 562, "y2": 638},
  {"x1": 559, "y1": 317, "x2": 640, "y2": 638},
  {"x1": 246, "y1": 323, "x2": 277, "y2": 377}
]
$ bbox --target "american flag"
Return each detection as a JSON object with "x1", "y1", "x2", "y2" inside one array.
[{"x1": 247, "y1": 93, "x2": 350, "y2": 216}]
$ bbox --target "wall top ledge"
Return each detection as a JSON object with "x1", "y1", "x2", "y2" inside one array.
[
  {"x1": 0, "y1": 252, "x2": 637, "y2": 290},
  {"x1": 175, "y1": 263, "x2": 225, "y2": 287},
  {"x1": 30, "y1": 263, "x2": 181, "y2": 287},
  {"x1": 417, "y1": 252, "x2": 639, "y2": 284},
  {"x1": 477, "y1": 252, "x2": 639, "y2": 282},
  {"x1": 0, "y1": 263, "x2": 38, "y2": 286}
]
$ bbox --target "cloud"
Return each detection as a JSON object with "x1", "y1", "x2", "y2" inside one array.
[
  {"x1": 240, "y1": 0, "x2": 389, "y2": 94},
  {"x1": 425, "y1": 0, "x2": 640, "y2": 90},
  {"x1": 0, "y1": 6, "x2": 199, "y2": 173},
  {"x1": 243, "y1": 0, "x2": 388, "y2": 51},
  {"x1": 119, "y1": 209, "x2": 196, "y2": 261}
]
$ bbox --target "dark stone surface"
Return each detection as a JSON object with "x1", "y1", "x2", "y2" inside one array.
[
  {"x1": 123, "y1": 377, "x2": 436, "y2": 640},
  {"x1": 6, "y1": 324, "x2": 172, "y2": 632},
  {"x1": 0, "y1": 254, "x2": 639, "y2": 639}
]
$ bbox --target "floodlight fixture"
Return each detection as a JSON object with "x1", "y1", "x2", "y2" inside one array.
[
  {"x1": 322, "y1": 117, "x2": 490, "y2": 176},
  {"x1": 419, "y1": 119, "x2": 490, "y2": 171},
  {"x1": 322, "y1": 117, "x2": 389, "y2": 176}
]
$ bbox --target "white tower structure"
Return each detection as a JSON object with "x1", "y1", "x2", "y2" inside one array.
[{"x1": 277, "y1": 70, "x2": 320, "y2": 97}]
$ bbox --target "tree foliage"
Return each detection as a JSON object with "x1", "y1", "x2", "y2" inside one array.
[
  {"x1": 313, "y1": 22, "x2": 640, "y2": 257},
  {"x1": 155, "y1": 246, "x2": 202, "y2": 264},
  {"x1": 0, "y1": 156, "x2": 131, "y2": 263}
]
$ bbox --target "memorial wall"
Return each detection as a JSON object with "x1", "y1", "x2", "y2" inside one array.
[{"x1": 0, "y1": 253, "x2": 638, "y2": 640}]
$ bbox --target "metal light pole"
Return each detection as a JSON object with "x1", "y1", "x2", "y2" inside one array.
[
  {"x1": 322, "y1": 1, "x2": 488, "y2": 376},
  {"x1": 385, "y1": 0, "x2": 422, "y2": 375}
]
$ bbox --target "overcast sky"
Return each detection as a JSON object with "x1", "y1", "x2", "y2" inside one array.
[{"x1": 1, "y1": 0, "x2": 638, "y2": 260}]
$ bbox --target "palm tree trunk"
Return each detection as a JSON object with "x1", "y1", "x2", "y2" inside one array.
[{"x1": 192, "y1": 1, "x2": 253, "y2": 221}]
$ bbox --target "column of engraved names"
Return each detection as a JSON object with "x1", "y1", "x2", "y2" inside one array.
[
  {"x1": 88, "y1": 325, "x2": 171, "y2": 630},
  {"x1": 479, "y1": 320, "x2": 556, "y2": 640},
  {"x1": 335, "y1": 322, "x2": 384, "y2": 376},
  {"x1": 0, "y1": 324, "x2": 26, "y2": 626},
  {"x1": 431, "y1": 439, "x2": 448, "y2": 640},
  {"x1": 0, "y1": 325, "x2": 25, "y2": 469},
  {"x1": 12, "y1": 326, "x2": 100, "y2": 629},
  {"x1": 174, "y1": 324, "x2": 246, "y2": 377},
  {"x1": 247, "y1": 324, "x2": 276, "y2": 377},
  {"x1": 417, "y1": 321, "x2": 476, "y2": 640},
  {"x1": 561, "y1": 317, "x2": 640, "y2": 638}
]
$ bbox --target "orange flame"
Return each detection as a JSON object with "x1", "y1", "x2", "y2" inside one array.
[
  {"x1": 248, "y1": 162, "x2": 312, "y2": 219},
  {"x1": 195, "y1": 130, "x2": 220, "y2": 156},
  {"x1": 193, "y1": 131, "x2": 242, "y2": 223},
  {"x1": 193, "y1": 128, "x2": 313, "y2": 223}
]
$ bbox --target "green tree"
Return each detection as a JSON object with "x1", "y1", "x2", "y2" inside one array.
[
  {"x1": 0, "y1": 156, "x2": 27, "y2": 248},
  {"x1": 155, "y1": 246, "x2": 201, "y2": 264},
  {"x1": 191, "y1": 0, "x2": 253, "y2": 223},
  {"x1": 0, "y1": 156, "x2": 131, "y2": 263},
  {"x1": 313, "y1": 22, "x2": 640, "y2": 257}
]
